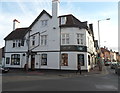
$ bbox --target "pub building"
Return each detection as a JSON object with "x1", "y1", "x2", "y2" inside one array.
[{"x1": 4, "y1": 0, "x2": 97, "y2": 72}]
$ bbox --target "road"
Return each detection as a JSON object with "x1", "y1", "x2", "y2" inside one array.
[{"x1": 1, "y1": 66, "x2": 119, "y2": 92}]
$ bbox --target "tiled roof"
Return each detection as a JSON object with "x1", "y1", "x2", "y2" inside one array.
[
  {"x1": 101, "y1": 48, "x2": 110, "y2": 53},
  {"x1": 4, "y1": 28, "x2": 29, "y2": 40},
  {"x1": 59, "y1": 14, "x2": 88, "y2": 29},
  {"x1": 4, "y1": 10, "x2": 51, "y2": 41},
  {"x1": 4, "y1": 10, "x2": 93, "y2": 41}
]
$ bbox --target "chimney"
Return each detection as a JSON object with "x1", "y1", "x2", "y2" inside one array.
[
  {"x1": 89, "y1": 24, "x2": 93, "y2": 32},
  {"x1": 13, "y1": 19, "x2": 20, "y2": 30},
  {"x1": 52, "y1": 0, "x2": 59, "y2": 19}
]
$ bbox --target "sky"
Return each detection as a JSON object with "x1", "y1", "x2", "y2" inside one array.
[{"x1": 0, "y1": 0, "x2": 118, "y2": 52}]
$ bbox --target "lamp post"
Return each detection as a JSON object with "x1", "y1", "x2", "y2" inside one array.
[{"x1": 98, "y1": 18, "x2": 110, "y2": 71}]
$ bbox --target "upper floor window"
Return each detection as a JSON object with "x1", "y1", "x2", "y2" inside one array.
[
  {"x1": 41, "y1": 20, "x2": 48, "y2": 26},
  {"x1": 77, "y1": 34, "x2": 84, "y2": 45},
  {"x1": 13, "y1": 40, "x2": 22, "y2": 48},
  {"x1": 61, "y1": 17, "x2": 66, "y2": 25},
  {"x1": 11, "y1": 54, "x2": 20, "y2": 65},
  {"x1": 32, "y1": 36, "x2": 35, "y2": 46},
  {"x1": 62, "y1": 34, "x2": 69, "y2": 45},
  {"x1": 41, "y1": 35, "x2": 47, "y2": 46}
]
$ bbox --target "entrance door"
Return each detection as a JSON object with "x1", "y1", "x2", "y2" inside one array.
[{"x1": 31, "y1": 55, "x2": 35, "y2": 70}]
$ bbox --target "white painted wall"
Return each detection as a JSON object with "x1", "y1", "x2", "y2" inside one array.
[
  {"x1": 61, "y1": 28, "x2": 86, "y2": 45},
  {"x1": 61, "y1": 52, "x2": 88, "y2": 70},
  {"x1": 35, "y1": 52, "x2": 60, "y2": 69},
  {"x1": 4, "y1": 53, "x2": 26, "y2": 68}
]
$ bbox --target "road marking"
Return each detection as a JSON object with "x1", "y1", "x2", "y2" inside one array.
[{"x1": 95, "y1": 85, "x2": 118, "y2": 90}]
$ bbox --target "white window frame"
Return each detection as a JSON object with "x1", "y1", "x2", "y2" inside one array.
[
  {"x1": 61, "y1": 17, "x2": 66, "y2": 25},
  {"x1": 41, "y1": 35, "x2": 47, "y2": 46},
  {"x1": 77, "y1": 33, "x2": 84, "y2": 45},
  {"x1": 32, "y1": 36, "x2": 35, "y2": 46},
  {"x1": 41, "y1": 54, "x2": 47, "y2": 66},
  {"x1": 41, "y1": 20, "x2": 48, "y2": 26},
  {"x1": 62, "y1": 34, "x2": 69, "y2": 45},
  {"x1": 13, "y1": 40, "x2": 21, "y2": 48}
]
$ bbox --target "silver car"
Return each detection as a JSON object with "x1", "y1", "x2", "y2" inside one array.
[
  {"x1": 115, "y1": 63, "x2": 120, "y2": 75},
  {"x1": 0, "y1": 65, "x2": 9, "y2": 73},
  {"x1": 110, "y1": 62, "x2": 117, "y2": 69}
]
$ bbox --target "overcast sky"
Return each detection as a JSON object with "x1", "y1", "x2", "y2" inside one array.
[{"x1": 0, "y1": 0, "x2": 118, "y2": 52}]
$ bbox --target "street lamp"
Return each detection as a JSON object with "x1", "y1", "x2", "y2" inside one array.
[{"x1": 98, "y1": 18, "x2": 110, "y2": 71}]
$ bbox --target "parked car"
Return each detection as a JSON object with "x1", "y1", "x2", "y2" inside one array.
[
  {"x1": 104, "y1": 62, "x2": 111, "y2": 66},
  {"x1": 115, "y1": 63, "x2": 120, "y2": 75},
  {"x1": 110, "y1": 62, "x2": 118, "y2": 69},
  {"x1": 0, "y1": 65, "x2": 9, "y2": 73}
]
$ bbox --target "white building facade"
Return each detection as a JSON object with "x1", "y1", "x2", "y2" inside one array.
[{"x1": 4, "y1": 0, "x2": 97, "y2": 72}]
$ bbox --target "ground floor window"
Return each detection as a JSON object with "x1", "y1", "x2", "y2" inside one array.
[
  {"x1": 6, "y1": 57, "x2": 10, "y2": 64},
  {"x1": 88, "y1": 55, "x2": 90, "y2": 65},
  {"x1": 78, "y1": 54, "x2": 84, "y2": 66},
  {"x1": 41, "y1": 54, "x2": 47, "y2": 65},
  {"x1": 61, "y1": 53, "x2": 68, "y2": 66},
  {"x1": 11, "y1": 54, "x2": 20, "y2": 65}
]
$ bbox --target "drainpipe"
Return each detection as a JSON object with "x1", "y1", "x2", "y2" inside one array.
[{"x1": 59, "y1": 18, "x2": 61, "y2": 70}]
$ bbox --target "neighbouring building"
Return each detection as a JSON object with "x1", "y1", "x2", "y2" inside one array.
[
  {"x1": 0, "y1": 48, "x2": 2, "y2": 64},
  {"x1": 101, "y1": 47, "x2": 111, "y2": 62},
  {"x1": 0, "y1": 47, "x2": 5, "y2": 65},
  {"x1": 4, "y1": 0, "x2": 97, "y2": 72},
  {"x1": 101, "y1": 47, "x2": 120, "y2": 63}
]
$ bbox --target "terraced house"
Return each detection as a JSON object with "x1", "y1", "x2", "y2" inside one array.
[{"x1": 4, "y1": 0, "x2": 97, "y2": 72}]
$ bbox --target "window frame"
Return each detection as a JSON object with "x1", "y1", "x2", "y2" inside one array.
[
  {"x1": 13, "y1": 40, "x2": 22, "y2": 48},
  {"x1": 76, "y1": 33, "x2": 84, "y2": 45},
  {"x1": 11, "y1": 54, "x2": 20, "y2": 65},
  {"x1": 41, "y1": 54, "x2": 47, "y2": 66},
  {"x1": 78, "y1": 54, "x2": 84, "y2": 66},
  {"x1": 41, "y1": 20, "x2": 48, "y2": 26},
  {"x1": 61, "y1": 17, "x2": 67, "y2": 25},
  {"x1": 32, "y1": 36, "x2": 35, "y2": 46},
  {"x1": 62, "y1": 34, "x2": 70, "y2": 45},
  {"x1": 41, "y1": 35, "x2": 47, "y2": 46},
  {"x1": 88, "y1": 55, "x2": 90, "y2": 65},
  {"x1": 61, "y1": 53, "x2": 68, "y2": 66},
  {"x1": 6, "y1": 57, "x2": 10, "y2": 64}
]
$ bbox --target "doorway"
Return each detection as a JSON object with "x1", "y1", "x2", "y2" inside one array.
[{"x1": 31, "y1": 55, "x2": 35, "y2": 70}]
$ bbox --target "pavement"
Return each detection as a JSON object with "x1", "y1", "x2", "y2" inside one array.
[{"x1": 5, "y1": 65, "x2": 109, "y2": 76}]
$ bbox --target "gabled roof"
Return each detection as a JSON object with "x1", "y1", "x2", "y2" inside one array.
[
  {"x1": 4, "y1": 28, "x2": 29, "y2": 40},
  {"x1": 29, "y1": 10, "x2": 52, "y2": 29},
  {"x1": 4, "y1": 10, "x2": 51, "y2": 41},
  {"x1": 59, "y1": 14, "x2": 88, "y2": 29}
]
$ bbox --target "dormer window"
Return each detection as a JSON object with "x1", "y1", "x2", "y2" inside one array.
[
  {"x1": 61, "y1": 17, "x2": 66, "y2": 25},
  {"x1": 41, "y1": 20, "x2": 48, "y2": 26}
]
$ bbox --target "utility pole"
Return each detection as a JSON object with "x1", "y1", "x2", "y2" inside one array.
[
  {"x1": 97, "y1": 18, "x2": 110, "y2": 71},
  {"x1": 25, "y1": 29, "x2": 30, "y2": 71}
]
